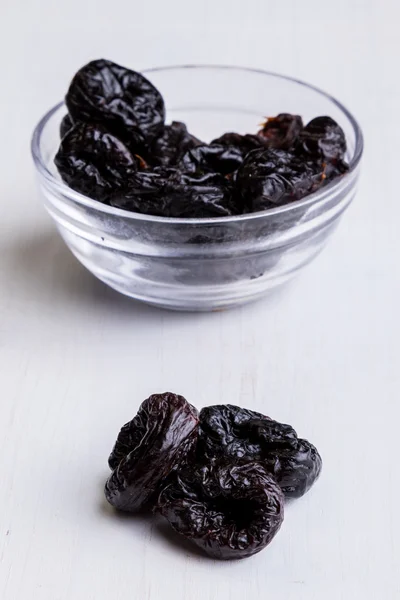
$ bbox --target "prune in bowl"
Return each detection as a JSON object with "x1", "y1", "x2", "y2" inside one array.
[{"x1": 31, "y1": 66, "x2": 363, "y2": 311}]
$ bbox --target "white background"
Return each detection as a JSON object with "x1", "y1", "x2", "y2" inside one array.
[{"x1": 1, "y1": 1, "x2": 399, "y2": 598}]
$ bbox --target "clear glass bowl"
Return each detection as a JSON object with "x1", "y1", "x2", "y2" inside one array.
[{"x1": 31, "y1": 65, "x2": 363, "y2": 311}]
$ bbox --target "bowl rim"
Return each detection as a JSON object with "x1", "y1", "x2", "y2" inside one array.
[{"x1": 31, "y1": 64, "x2": 364, "y2": 225}]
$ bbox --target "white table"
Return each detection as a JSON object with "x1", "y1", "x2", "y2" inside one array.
[{"x1": 1, "y1": 2, "x2": 399, "y2": 598}]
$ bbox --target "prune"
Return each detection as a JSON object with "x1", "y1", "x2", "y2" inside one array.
[
  {"x1": 110, "y1": 168, "x2": 239, "y2": 218},
  {"x1": 258, "y1": 113, "x2": 303, "y2": 149},
  {"x1": 198, "y1": 405, "x2": 322, "y2": 499},
  {"x1": 236, "y1": 148, "x2": 325, "y2": 212},
  {"x1": 54, "y1": 122, "x2": 138, "y2": 202},
  {"x1": 60, "y1": 113, "x2": 74, "y2": 139},
  {"x1": 66, "y1": 59, "x2": 165, "y2": 146},
  {"x1": 275, "y1": 438, "x2": 322, "y2": 498},
  {"x1": 211, "y1": 133, "x2": 267, "y2": 158},
  {"x1": 150, "y1": 121, "x2": 202, "y2": 166},
  {"x1": 179, "y1": 144, "x2": 244, "y2": 176},
  {"x1": 157, "y1": 461, "x2": 284, "y2": 559},
  {"x1": 105, "y1": 393, "x2": 199, "y2": 512},
  {"x1": 296, "y1": 116, "x2": 347, "y2": 162},
  {"x1": 198, "y1": 405, "x2": 275, "y2": 458},
  {"x1": 57, "y1": 60, "x2": 350, "y2": 218}
]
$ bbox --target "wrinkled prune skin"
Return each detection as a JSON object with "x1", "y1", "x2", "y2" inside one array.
[
  {"x1": 150, "y1": 121, "x2": 202, "y2": 166},
  {"x1": 60, "y1": 113, "x2": 74, "y2": 139},
  {"x1": 105, "y1": 393, "x2": 199, "y2": 512},
  {"x1": 197, "y1": 405, "x2": 269, "y2": 459},
  {"x1": 323, "y1": 158, "x2": 350, "y2": 183},
  {"x1": 55, "y1": 122, "x2": 138, "y2": 202},
  {"x1": 180, "y1": 144, "x2": 244, "y2": 176},
  {"x1": 157, "y1": 461, "x2": 284, "y2": 559},
  {"x1": 66, "y1": 59, "x2": 165, "y2": 146},
  {"x1": 211, "y1": 133, "x2": 267, "y2": 158},
  {"x1": 236, "y1": 148, "x2": 325, "y2": 212},
  {"x1": 198, "y1": 405, "x2": 322, "y2": 499},
  {"x1": 198, "y1": 405, "x2": 284, "y2": 459},
  {"x1": 110, "y1": 168, "x2": 239, "y2": 218},
  {"x1": 258, "y1": 113, "x2": 303, "y2": 150},
  {"x1": 275, "y1": 438, "x2": 322, "y2": 498},
  {"x1": 296, "y1": 116, "x2": 347, "y2": 162},
  {"x1": 56, "y1": 61, "x2": 349, "y2": 217}
]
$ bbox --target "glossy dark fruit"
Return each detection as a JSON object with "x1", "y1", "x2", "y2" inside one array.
[
  {"x1": 198, "y1": 405, "x2": 322, "y2": 499},
  {"x1": 157, "y1": 461, "x2": 284, "y2": 559},
  {"x1": 151, "y1": 121, "x2": 202, "y2": 166},
  {"x1": 258, "y1": 113, "x2": 303, "y2": 149},
  {"x1": 54, "y1": 122, "x2": 138, "y2": 202},
  {"x1": 198, "y1": 404, "x2": 277, "y2": 459},
  {"x1": 236, "y1": 148, "x2": 324, "y2": 212},
  {"x1": 66, "y1": 59, "x2": 165, "y2": 146},
  {"x1": 110, "y1": 168, "x2": 239, "y2": 218},
  {"x1": 179, "y1": 144, "x2": 244, "y2": 176},
  {"x1": 60, "y1": 113, "x2": 74, "y2": 139},
  {"x1": 105, "y1": 393, "x2": 199, "y2": 512},
  {"x1": 275, "y1": 438, "x2": 322, "y2": 498},
  {"x1": 323, "y1": 158, "x2": 349, "y2": 181},
  {"x1": 296, "y1": 116, "x2": 346, "y2": 162},
  {"x1": 57, "y1": 60, "x2": 349, "y2": 217},
  {"x1": 211, "y1": 133, "x2": 267, "y2": 158}
]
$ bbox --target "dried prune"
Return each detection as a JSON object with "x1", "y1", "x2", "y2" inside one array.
[
  {"x1": 110, "y1": 168, "x2": 239, "y2": 218},
  {"x1": 105, "y1": 393, "x2": 199, "y2": 512},
  {"x1": 56, "y1": 60, "x2": 350, "y2": 218},
  {"x1": 322, "y1": 159, "x2": 349, "y2": 184},
  {"x1": 258, "y1": 113, "x2": 303, "y2": 149},
  {"x1": 274, "y1": 438, "x2": 322, "y2": 498},
  {"x1": 55, "y1": 122, "x2": 138, "y2": 202},
  {"x1": 211, "y1": 133, "x2": 267, "y2": 158},
  {"x1": 60, "y1": 113, "x2": 74, "y2": 139},
  {"x1": 66, "y1": 59, "x2": 165, "y2": 146},
  {"x1": 198, "y1": 405, "x2": 275, "y2": 459},
  {"x1": 180, "y1": 144, "x2": 244, "y2": 176},
  {"x1": 150, "y1": 121, "x2": 202, "y2": 166},
  {"x1": 236, "y1": 148, "x2": 325, "y2": 212},
  {"x1": 296, "y1": 116, "x2": 346, "y2": 162},
  {"x1": 157, "y1": 461, "x2": 284, "y2": 559},
  {"x1": 198, "y1": 405, "x2": 322, "y2": 499}
]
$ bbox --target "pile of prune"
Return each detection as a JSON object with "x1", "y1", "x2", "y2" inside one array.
[
  {"x1": 105, "y1": 393, "x2": 322, "y2": 560},
  {"x1": 55, "y1": 59, "x2": 349, "y2": 218}
]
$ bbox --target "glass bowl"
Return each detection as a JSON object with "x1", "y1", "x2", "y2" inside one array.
[{"x1": 31, "y1": 65, "x2": 363, "y2": 311}]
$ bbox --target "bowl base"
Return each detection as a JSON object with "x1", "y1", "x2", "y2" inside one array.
[{"x1": 92, "y1": 270, "x2": 295, "y2": 312}]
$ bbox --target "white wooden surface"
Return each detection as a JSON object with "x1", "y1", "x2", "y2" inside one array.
[{"x1": 1, "y1": 1, "x2": 399, "y2": 598}]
